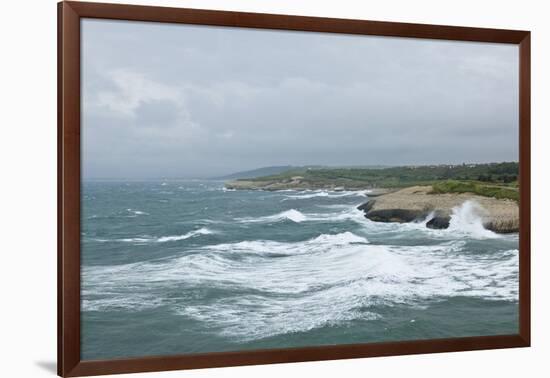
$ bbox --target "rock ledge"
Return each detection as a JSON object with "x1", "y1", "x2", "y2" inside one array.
[{"x1": 357, "y1": 186, "x2": 518, "y2": 233}]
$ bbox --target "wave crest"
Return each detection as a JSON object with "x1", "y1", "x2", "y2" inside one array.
[
  {"x1": 283, "y1": 190, "x2": 369, "y2": 200},
  {"x1": 238, "y1": 209, "x2": 307, "y2": 223},
  {"x1": 448, "y1": 201, "x2": 498, "y2": 239},
  {"x1": 310, "y1": 231, "x2": 368, "y2": 244},
  {"x1": 237, "y1": 207, "x2": 367, "y2": 225},
  {"x1": 157, "y1": 228, "x2": 215, "y2": 242},
  {"x1": 88, "y1": 227, "x2": 216, "y2": 244}
]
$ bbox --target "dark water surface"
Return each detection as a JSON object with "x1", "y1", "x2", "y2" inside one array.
[{"x1": 81, "y1": 180, "x2": 518, "y2": 360}]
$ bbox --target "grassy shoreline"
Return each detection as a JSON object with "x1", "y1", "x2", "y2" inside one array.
[
  {"x1": 225, "y1": 162, "x2": 519, "y2": 202},
  {"x1": 430, "y1": 180, "x2": 518, "y2": 202}
]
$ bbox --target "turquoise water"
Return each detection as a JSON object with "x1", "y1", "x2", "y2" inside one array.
[{"x1": 81, "y1": 180, "x2": 519, "y2": 360}]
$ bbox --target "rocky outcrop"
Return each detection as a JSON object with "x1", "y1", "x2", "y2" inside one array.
[
  {"x1": 366, "y1": 209, "x2": 426, "y2": 223},
  {"x1": 426, "y1": 214, "x2": 451, "y2": 229},
  {"x1": 357, "y1": 186, "x2": 519, "y2": 233},
  {"x1": 357, "y1": 201, "x2": 375, "y2": 212}
]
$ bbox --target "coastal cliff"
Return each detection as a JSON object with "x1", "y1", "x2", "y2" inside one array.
[{"x1": 357, "y1": 186, "x2": 519, "y2": 233}]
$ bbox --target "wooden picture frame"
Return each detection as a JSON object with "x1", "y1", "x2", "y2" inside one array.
[{"x1": 58, "y1": 1, "x2": 531, "y2": 376}]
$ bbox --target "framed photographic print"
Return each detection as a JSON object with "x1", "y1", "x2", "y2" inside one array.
[{"x1": 58, "y1": 1, "x2": 531, "y2": 376}]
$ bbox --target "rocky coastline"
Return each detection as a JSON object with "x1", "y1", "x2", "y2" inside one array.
[
  {"x1": 357, "y1": 186, "x2": 519, "y2": 233},
  {"x1": 225, "y1": 177, "x2": 393, "y2": 194}
]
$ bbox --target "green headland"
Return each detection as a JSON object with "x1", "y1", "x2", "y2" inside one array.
[
  {"x1": 224, "y1": 162, "x2": 520, "y2": 233},
  {"x1": 225, "y1": 162, "x2": 519, "y2": 201}
]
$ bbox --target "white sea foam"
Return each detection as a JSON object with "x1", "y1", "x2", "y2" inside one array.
[
  {"x1": 283, "y1": 190, "x2": 369, "y2": 200},
  {"x1": 279, "y1": 209, "x2": 307, "y2": 222},
  {"x1": 238, "y1": 209, "x2": 307, "y2": 223},
  {"x1": 89, "y1": 227, "x2": 216, "y2": 244},
  {"x1": 311, "y1": 231, "x2": 368, "y2": 244},
  {"x1": 356, "y1": 201, "x2": 503, "y2": 241},
  {"x1": 447, "y1": 200, "x2": 498, "y2": 239},
  {"x1": 237, "y1": 207, "x2": 366, "y2": 225},
  {"x1": 284, "y1": 191, "x2": 330, "y2": 199},
  {"x1": 157, "y1": 228, "x2": 215, "y2": 242},
  {"x1": 82, "y1": 224, "x2": 518, "y2": 340},
  {"x1": 127, "y1": 208, "x2": 149, "y2": 216},
  {"x1": 207, "y1": 232, "x2": 368, "y2": 257},
  {"x1": 82, "y1": 295, "x2": 165, "y2": 312},
  {"x1": 118, "y1": 237, "x2": 152, "y2": 243}
]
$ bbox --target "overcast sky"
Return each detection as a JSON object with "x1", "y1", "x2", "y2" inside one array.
[{"x1": 82, "y1": 19, "x2": 518, "y2": 179}]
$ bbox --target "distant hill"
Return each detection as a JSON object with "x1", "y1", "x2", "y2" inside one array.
[
  {"x1": 216, "y1": 164, "x2": 392, "y2": 180},
  {"x1": 215, "y1": 166, "x2": 296, "y2": 180}
]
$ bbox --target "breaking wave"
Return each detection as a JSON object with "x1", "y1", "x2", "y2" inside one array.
[
  {"x1": 447, "y1": 200, "x2": 499, "y2": 239},
  {"x1": 88, "y1": 227, "x2": 216, "y2": 244},
  {"x1": 283, "y1": 190, "x2": 369, "y2": 200},
  {"x1": 357, "y1": 201, "x2": 504, "y2": 241},
  {"x1": 157, "y1": 228, "x2": 215, "y2": 242},
  {"x1": 237, "y1": 207, "x2": 366, "y2": 224},
  {"x1": 82, "y1": 228, "x2": 518, "y2": 339},
  {"x1": 237, "y1": 209, "x2": 307, "y2": 223}
]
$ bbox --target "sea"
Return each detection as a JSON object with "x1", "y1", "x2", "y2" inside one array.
[{"x1": 81, "y1": 180, "x2": 519, "y2": 360}]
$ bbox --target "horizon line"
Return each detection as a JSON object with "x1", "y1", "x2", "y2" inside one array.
[{"x1": 83, "y1": 160, "x2": 519, "y2": 181}]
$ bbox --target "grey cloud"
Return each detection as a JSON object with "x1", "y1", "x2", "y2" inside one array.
[{"x1": 81, "y1": 19, "x2": 518, "y2": 179}]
